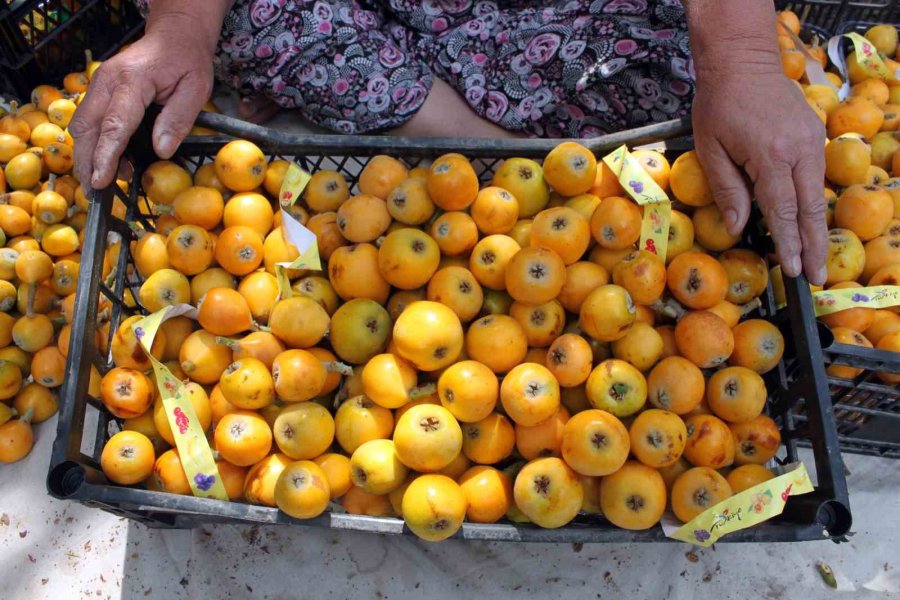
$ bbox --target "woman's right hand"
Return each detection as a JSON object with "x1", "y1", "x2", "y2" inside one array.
[{"x1": 70, "y1": 4, "x2": 228, "y2": 192}]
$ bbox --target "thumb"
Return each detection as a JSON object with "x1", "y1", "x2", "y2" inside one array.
[
  {"x1": 152, "y1": 72, "x2": 212, "y2": 159},
  {"x1": 694, "y1": 141, "x2": 753, "y2": 237}
]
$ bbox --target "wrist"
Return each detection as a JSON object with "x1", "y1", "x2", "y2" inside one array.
[
  {"x1": 145, "y1": 0, "x2": 232, "y2": 52},
  {"x1": 684, "y1": 0, "x2": 782, "y2": 80}
]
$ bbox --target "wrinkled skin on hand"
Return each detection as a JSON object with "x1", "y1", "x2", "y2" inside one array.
[
  {"x1": 692, "y1": 69, "x2": 828, "y2": 284},
  {"x1": 70, "y1": 14, "x2": 215, "y2": 192}
]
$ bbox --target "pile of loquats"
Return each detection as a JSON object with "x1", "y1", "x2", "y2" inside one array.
[
  {"x1": 89, "y1": 133, "x2": 799, "y2": 540},
  {"x1": 0, "y1": 72, "x2": 95, "y2": 464},
  {"x1": 778, "y1": 12, "x2": 900, "y2": 378}
]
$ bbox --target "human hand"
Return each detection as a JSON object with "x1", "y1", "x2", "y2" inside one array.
[
  {"x1": 70, "y1": 14, "x2": 216, "y2": 192},
  {"x1": 692, "y1": 70, "x2": 828, "y2": 285}
]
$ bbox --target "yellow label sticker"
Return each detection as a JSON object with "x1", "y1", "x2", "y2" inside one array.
[
  {"x1": 662, "y1": 462, "x2": 814, "y2": 547},
  {"x1": 132, "y1": 306, "x2": 228, "y2": 501},
  {"x1": 845, "y1": 32, "x2": 900, "y2": 82},
  {"x1": 602, "y1": 145, "x2": 671, "y2": 261},
  {"x1": 279, "y1": 163, "x2": 312, "y2": 207},
  {"x1": 275, "y1": 164, "x2": 320, "y2": 299},
  {"x1": 639, "y1": 201, "x2": 671, "y2": 259},
  {"x1": 279, "y1": 208, "x2": 322, "y2": 272},
  {"x1": 812, "y1": 285, "x2": 900, "y2": 316}
]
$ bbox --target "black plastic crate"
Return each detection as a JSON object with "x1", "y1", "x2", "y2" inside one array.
[
  {"x1": 48, "y1": 113, "x2": 852, "y2": 542},
  {"x1": 776, "y1": 1, "x2": 900, "y2": 37},
  {"x1": 816, "y1": 331, "x2": 900, "y2": 459},
  {"x1": 0, "y1": 0, "x2": 144, "y2": 99},
  {"x1": 837, "y1": 17, "x2": 900, "y2": 34}
]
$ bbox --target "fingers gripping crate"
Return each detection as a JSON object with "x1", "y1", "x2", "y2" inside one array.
[
  {"x1": 49, "y1": 113, "x2": 852, "y2": 542},
  {"x1": 0, "y1": 0, "x2": 144, "y2": 99}
]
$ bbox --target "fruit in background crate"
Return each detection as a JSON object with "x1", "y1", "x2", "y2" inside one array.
[
  {"x1": 0, "y1": 406, "x2": 34, "y2": 463},
  {"x1": 875, "y1": 331, "x2": 900, "y2": 384}
]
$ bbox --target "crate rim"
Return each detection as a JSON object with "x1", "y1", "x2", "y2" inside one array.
[{"x1": 50, "y1": 113, "x2": 853, "y2": 542}]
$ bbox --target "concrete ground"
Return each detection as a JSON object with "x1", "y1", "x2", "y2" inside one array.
[{"x1": 1, "y1": 414, "x2": 899, "y2": 600}]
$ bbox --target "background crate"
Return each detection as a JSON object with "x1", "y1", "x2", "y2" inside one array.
[
  {"x1": 0, "y1": 0, "x2": 143, "y2": 99},
  {"x1": 813, "y1": 12, "x2": 900, "y2": 459},
  {"x1": 818, "y1": 332, "x2": 900, "y2": 459},
  {"x1": 46, "y1": 113, "x2": 852, "y2": 542},
  {"x1": 776, "y1": 0, "x2": 900, "y2": 37}
]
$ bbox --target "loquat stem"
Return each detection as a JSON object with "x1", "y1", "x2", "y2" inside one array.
[
  {"x1": 740, "y1": 298, "x2": 763, "y2": 317},
  {"x1": 127, "y1": 221, "x2": 146, "y2": 237},
  {"x1": 374, "y1": 236, "x2": 386, "y2": 248},
  {"x1": 84, "y1": 50, "x2": 93, "y2": 67},
  {"x1": 0, "y1": 194, "x2": 9, "y2": 205},
  {"x1": 214, "y1": 336, "x2": 240, "y2": 351},
  {"x1": 409, "y1": 383, "x2": 437, "y2": 400},
  {"x1": 96, "y1": 307, "x2": 111, "y2": 323},
  {"x1": 323, "y1": 361, "x2": 353, "y2": 376},
  {"x1": 47, "y1": 173, "x2": 56, "y2": 192},
  {"x1": 650, "y1": 299, "x2": 685, "y2": 320},
  {"x1": 21, "y1": 406, "x2": 35, "y2": 424}
]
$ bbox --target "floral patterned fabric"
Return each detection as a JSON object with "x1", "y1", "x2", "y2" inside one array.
[{"x1": 135, "y1": 0, "x2": 695, "y2": 137}]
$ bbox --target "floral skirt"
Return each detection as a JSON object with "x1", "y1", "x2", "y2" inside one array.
[{"x1": 136, "y1": 0, "x2": 695, "y2": 138}]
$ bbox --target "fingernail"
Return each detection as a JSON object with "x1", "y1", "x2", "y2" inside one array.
[
  {"x1": 723, "y1": 208, "x2": 738, "y2": 228},
  {"x1": 91, "y1": 170, "x2": 100, "y2": 186},
  {"x1": 786, "y1": 256, "x2": 802, "y2": 278},
  {"x1": 814, "y1": 266, "x2": 828, "y2": 286},
  {"x1": 157, "y1": 133, "x2": 175, "y2": 157}
]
